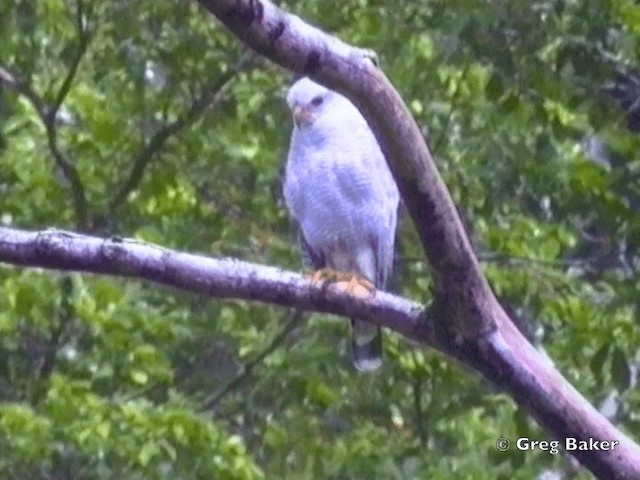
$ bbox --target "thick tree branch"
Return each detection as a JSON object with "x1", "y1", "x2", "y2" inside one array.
[
  {"x1": 197, "y1": 0, "x2": 494, "y2": 339},
  {"x1": 192, "y1": 1, "x2": 640, "y2": 477},
  {"x1": 0, "y1": 227, "x2": 426, "y2": 343}
]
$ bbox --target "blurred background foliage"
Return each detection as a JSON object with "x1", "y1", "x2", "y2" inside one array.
[{"x1": 0, "y1": 0, "x2": 639, "y2": 478}]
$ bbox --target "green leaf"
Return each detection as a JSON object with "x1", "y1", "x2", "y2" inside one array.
[
  {"x1": 130, "y1": 371, "x2": 149, "y2": 385},
  {"x1": 485, "y1": 73, "x2": 504, "y2": 101}
]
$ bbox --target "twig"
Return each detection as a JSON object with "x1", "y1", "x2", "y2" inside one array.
[
  {"x1": 109, "y1": 53, "x2": 254, "y2": 212},
  {"x1": 48, "y1": 0, "x2": 90, "y2": 120},
  {"x1": 43, "y1": 0, "x2": 92, "y2": 230},
  {"x1": 432, "y1": 63, "x2": 470, "y2": 154},
  {"x1": 0, "y1": 1, "x2": 92, "y2": 230},
  {"x1": 401, "y1": 251, "x2": 598, "y2": 269},
  {"x1": 476, "y1": 251, "x2": 598, "y2": 268},
  {"x1": 32, "y1": 276, "x2": 74, "y2": 405},
  {"x1": 0, "y1": 66, "x2": 49, "y2": 121},
  {"x1": 412, "y1": 375, "x2": 428, "y2": 448},
  {"x1": 203, "y1": 309, "x2": 302, "y2": 409}
]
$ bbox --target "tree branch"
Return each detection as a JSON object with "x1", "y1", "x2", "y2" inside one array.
[
  {"x1": 478, "y1": 251, "x2": 603, "y2": 269},
  {"x1": 32, "y1": 276, "x2": 74, "y2": 405},
  {"x1": 0, "y1": 66, "x2": 49, "y2": 121},
  {"x1": 48, "y1": 0, "x2": 91, "y2": 121},
  {"x1": 109, "y1": 54, "x2": 253, "y2": 212},
  {"x1": 203, "y1": 308, "x2": 302, "y2": 409},
  {"x1": 191, "y1": 1, "x2": 640, "y2": 477},
  {"x1": 0, "y1": 1, "x2": 91, "y2": 230},
  {"x1": 44, "y1": 0, "x2": 92, "y2": 230},
  {"x1": 196, "y1": 0, "x2": 494, "y2": 339},
  {"x1": 411, "y1": 362, "x2": 428, "y2": 448},
  {"x1": 0, "y1": 227, "x2": 426, "y2": 342}
]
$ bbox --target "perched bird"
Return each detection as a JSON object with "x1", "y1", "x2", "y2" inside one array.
[{"x1": 283, "y1": 77, "x2": 400, "y2": 371}]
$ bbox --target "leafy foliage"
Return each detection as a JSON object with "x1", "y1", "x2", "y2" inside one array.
[{"x1": 1, "y1": 0, "x2": 639, "y2": 478}]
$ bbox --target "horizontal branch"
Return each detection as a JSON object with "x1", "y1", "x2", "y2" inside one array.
[
  {"x1": 0, "y1": 227, "x2": 427, "y2": 343},
  {"x1": 2, "y1": 222, "x2": 640, "y2": 475}
]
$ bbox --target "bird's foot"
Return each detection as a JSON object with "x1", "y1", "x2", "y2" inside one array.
[{"x1": 307, "y1": 269, "x2": 375, "y2": 298}]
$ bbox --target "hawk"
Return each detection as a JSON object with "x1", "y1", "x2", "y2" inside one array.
[{"x1": 283, "y1": 77, "x2": 400, "y2": 371}]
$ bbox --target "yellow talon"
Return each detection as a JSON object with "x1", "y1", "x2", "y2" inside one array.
[{"x1": 306, "y1": 268, "x2": 375, "y2": 298}]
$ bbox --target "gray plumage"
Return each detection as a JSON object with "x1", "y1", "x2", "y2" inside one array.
[{"x1": 283, "y1": 77, "x2": 399, "y2": 371}]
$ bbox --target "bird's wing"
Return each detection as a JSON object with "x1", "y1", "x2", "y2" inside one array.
[
  {"x1": 298, "y1": 228, "x2": 325, "y2": 270},
  {"x1": 331, "y1": 129, "x2": 399, "y2": 288}
]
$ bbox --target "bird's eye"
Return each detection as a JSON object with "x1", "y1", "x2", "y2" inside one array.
[{"x1": 310, "y1": 95, "x2": 324, "y2": 106}]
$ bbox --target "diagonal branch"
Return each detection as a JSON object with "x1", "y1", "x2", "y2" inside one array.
[
  {"x1": 0, "y1": 1, "x2": 92, "y2": 230},
  {"x1": 412, "y1": 375, "x2": 428, "y2": 448},
  {"x1": 109, "y1": 54, "x2": 254, "y2": 212},
  {"x1": 203, "y1": 308, "x2": 302, "y2": 410},
  {"x1": 32, "y1": 276, "x2": 75, "y2": 405},
  {"x1": 196, "y1": 0, "x2": 495, "y2": 340},
  {"x1": 0, "y1": 66, "x2": 49, "y2": 121},
  {"x1": 191, "y1": 1, "x2": 640, "y2": 477},
  {"x1": 0, "y1": 62, "x2": 89, "y2": 229},
  {"x1": 44, "y1": 0, "x2": 92, "y2": 230},
  {"x1": 48, "y1": 0, "x2": 91, "y2": 121}
]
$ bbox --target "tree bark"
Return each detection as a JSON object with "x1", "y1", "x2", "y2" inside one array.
[{"x1": 0, "y1": 228, "x2": 425, "y2": 341}]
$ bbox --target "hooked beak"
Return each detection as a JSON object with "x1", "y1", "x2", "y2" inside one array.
[{"x1": 292, "y1": 105, "x2": 312, "y2": 127}]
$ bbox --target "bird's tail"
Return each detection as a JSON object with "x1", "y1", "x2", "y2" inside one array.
[{"x1": 351, "y1": 319, "x2": 382, "y2": 372}]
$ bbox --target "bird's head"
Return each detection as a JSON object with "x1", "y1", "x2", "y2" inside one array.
[{"x1": 286, "y1": 78, "x2": 333, "y2": 129}]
